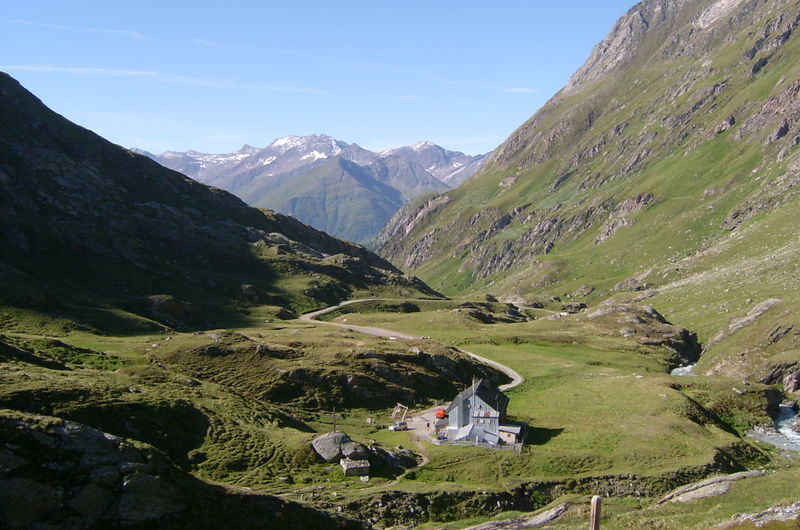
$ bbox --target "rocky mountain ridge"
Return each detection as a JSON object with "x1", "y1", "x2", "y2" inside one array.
[
  {"x1": 141, "y1": 136, "x2": 486, "y2": 246},
  {"x1": 377, "y1": 0, "x2": 800, "y2": 386}
]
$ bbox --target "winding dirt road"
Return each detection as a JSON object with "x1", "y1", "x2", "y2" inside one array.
[{"x1": 299, "y1": 299, "x2": 524, "y2": 391}]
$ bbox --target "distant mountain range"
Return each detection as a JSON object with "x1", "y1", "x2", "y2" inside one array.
[{"x1": 137, "y1": 136, "x2": 487, "y2": 246}]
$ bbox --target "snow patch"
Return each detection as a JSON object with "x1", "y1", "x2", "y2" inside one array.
[
  {"x1": 272, "y1": 135, "x2": 302, "y2": 149},
  {"x1": 301, "y1": 151, "x2": 328, "y2": 161},
  {"x1": 260, "y1": 156, "x2": 277, "y2": 166}
]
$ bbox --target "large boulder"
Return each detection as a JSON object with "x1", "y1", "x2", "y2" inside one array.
[{"x1": 311, "y1": 432, "x2": 370, "y2": 463}]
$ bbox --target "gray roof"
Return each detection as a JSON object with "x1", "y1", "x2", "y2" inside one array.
[{"x1": 446, "y1": 379, "x2": 509, "y2": 415}]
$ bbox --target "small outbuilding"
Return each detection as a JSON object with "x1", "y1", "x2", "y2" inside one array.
[{"x1": 339, "y1": 458, "x2": 370, "y2": 476}]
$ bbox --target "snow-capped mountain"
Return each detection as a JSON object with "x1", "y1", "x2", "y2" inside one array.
[
  {"x1": 141, "y1": 135, "x2": 487, "y2": 246},
  {"x1": 381, "y1": 141, "x2": 488, "y2": 187}
]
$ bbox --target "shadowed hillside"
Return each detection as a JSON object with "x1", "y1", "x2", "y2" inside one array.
[{"x1": 0, "y1": 72, "x2": 438, "y2": 332}]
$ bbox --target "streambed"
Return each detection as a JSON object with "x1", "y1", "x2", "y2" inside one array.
[
  {"x1": 670, "y1": 365, "x2": 800, "y2": 451},
  {"x1": 748, "y1": 405, "x2": 800, "y2": 452}
]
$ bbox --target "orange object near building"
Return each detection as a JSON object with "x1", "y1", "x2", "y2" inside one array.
[{"x1": 435, "y1": 408, "x2": 447, "y2": 419}]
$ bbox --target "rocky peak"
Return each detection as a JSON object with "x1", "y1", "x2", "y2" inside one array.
[
  {"x1": 564, "y1": 0, "x2": 695, "y2": 94},
  {"x1": 268, "y1": 134, "x2": 347, "y2": 155},
  {"x1": 238, "y1": 143, "x2": 259, "y2": 154}
]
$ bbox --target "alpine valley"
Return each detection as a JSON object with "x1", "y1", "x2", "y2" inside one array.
[
  {"x1": 139, "y1": 137, "x2": 486, "y2": 247},
  {"x1": 2, "y1": 0, "x2": 800, "y2": 528}
]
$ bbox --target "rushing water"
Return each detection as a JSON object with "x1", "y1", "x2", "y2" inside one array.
[
  {"x1": 748, "y1": 405, "x2": 800, "y2": 451},
  {"x1": 669, "y1": 364, "x2": 800, "y2": 451},
  {"x1": 670, "y1": 364, "x2": 697, "y2": 376},
  {"x1": 668, "y1": 365, "x2": 800, "y2": 450}
]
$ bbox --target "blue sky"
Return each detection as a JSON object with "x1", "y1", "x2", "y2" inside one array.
[{"x1": 2, "y1": 1, "x2": 637, "y2": 155}]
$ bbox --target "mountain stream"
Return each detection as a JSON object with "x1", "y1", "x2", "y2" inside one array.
[
  {"x1": 748, "y1": 405, "x2": 800, "y2": 452},
  {"x1": 670, "y1": 364, "x2": 697, "y2": 376},
  {"x1": 671, "y1": 365, "x2": 800, "y2": 451}
]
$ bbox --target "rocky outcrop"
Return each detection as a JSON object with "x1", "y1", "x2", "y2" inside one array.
[
  {"x1": 596, "y1": 193, "x2": 654, "y2": 243},
  {"x1": 376, "y1": 195, "x2": 452, "y2": 267},
  {"x1": 711, "y1": 299, "x2": 783, "y2": 345},
  {"x1": 0, "y1": 410, "x2": 364, "y2": 529},
  {"x1": 585, "y1": 303, "x2": 701, "y2": 367},
  {"x1": 614, "y1": 269, "x2": 654, "y2": 291},
  {"x1": 464, "y1": 504, "x2": 569, "y2": 529},
  {"x1": 721, "y1": 501, "x2": 800, "y2": 528},
  {"x1": 133, "y1": 294, "x2": 201, "y2": 329},
  {"x1": 759, "y1": 361, "x2": 800, "y2": 392},
  {"x1": 451, "y1": 302, "x2": 529, "y2": 324},
  {"x1": 655, "y1": 470, "x2": 763, "y2": 504}
]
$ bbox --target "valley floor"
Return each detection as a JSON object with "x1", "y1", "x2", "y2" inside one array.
[
  {"x1": 295, "y1": 298, "x2": 800, "y2": 528},
  {"x1": 2, "y1": 297, "x2": 797, "y2": 528}
]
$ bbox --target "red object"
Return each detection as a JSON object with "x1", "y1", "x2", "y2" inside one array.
[{"x1": 435, "y1": 408, "x2": 447, "y2": 419}]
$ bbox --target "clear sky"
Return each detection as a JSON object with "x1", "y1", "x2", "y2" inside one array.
[{"x1": 2, "y1": 1, "x2": 637, "y2": 156}]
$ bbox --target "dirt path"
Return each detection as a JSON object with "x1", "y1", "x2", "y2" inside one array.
[{"x1": 299, "y1": 299, "x2": 524, "y2": 391}]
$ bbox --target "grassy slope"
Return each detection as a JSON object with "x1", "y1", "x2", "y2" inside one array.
[
  {"x1": 378, "y1": 0, "x2": 800, "y2": 381},
  {"x1": 242, "y1": 158, "x2": 404, "y2": 246}
]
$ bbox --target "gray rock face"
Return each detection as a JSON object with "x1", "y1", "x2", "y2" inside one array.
[
  {"x1": 655, "y1": 470, "x2": 763, "y2": 505},
  {"x1": 596, "y1": 194, "x2": 654, "y2": 243},
  {"x1": 0, "y1": 412, "x2": 181, "y2": 528},
  {"x1": 69, "y1": 482, "x2": 114, "y2": 518},
  {"x1": 758, "y1": 361, "x2": 800, "y2": 392},
  {"x1": 310, "y1": 432, "x2": 420, "y2": 472},
  {"x1": 564, "y1": 0, "x2": 691, "y2": 95},
  {"x1": 784, "y1": 370, "x2": 800, "y2": 393}
]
